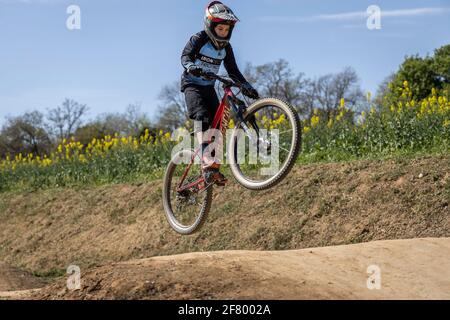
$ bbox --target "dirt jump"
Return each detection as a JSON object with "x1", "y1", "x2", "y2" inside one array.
[
  {"x1": 0, "y1": 156, "x2": 448, "y2": 300},
  {"x1": 0, "y1": 237, "x2": 448, "y2": 300}
]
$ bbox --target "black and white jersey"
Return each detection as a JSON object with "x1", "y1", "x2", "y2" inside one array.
[{"x1": 180, "y1": 31, "x2": 247, "y2": 92}]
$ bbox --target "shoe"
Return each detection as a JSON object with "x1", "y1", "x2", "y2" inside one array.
[
  {"x1": 201, "y1": 155, "x2": 221, "y2": 171},
  {"x1": 203, "y1": 168, "x2": 228, "y2": 187}
]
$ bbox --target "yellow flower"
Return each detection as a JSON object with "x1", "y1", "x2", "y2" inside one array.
[
  {"x1": 340, "y1": 98, "x2": 345, "y2": 109},
  {"x1": 303, "y1": 126, "x2": 311, "y2": 134},
  {"x1": 327, "y1": 118, "x2": 333, "y2": 128},
  {"x1": 336, "y1": 109, "x2": 345, "y2": 122},
  {"x1": 311, "y1": 115, "x2": 319, "y2": 128},
  {"x1": 41, "y1": 158, "x2": 52, "y2": 167},
  {"x1": 78, "y1": 154, "x2": 87, "y2": 163}
]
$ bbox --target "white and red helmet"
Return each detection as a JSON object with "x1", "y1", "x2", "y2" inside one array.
[{"x1": 204, "y1": 1, "x2": 239, "y2": 50}]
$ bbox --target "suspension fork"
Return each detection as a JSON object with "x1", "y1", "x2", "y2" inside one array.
[{"x1": 230, "y1": 97, "x2": 269, "y2": 152}]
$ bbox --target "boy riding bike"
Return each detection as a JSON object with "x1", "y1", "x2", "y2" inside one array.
[{"x1": 181, "y1": 1, "x2": 259, "y2": 186}]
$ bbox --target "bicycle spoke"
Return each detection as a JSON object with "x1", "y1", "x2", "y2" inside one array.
[{"x1": 233, "y1": 104, "x2": 297, "y2": 183}]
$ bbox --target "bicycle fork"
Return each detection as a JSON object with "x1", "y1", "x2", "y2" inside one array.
[{"x1": 231, "y1": 97, "x2": 272, "y2": 156}]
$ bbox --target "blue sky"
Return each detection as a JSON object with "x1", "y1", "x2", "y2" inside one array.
[{"x1": 0, "y1": 0, "x2": 449, "y2": 125}]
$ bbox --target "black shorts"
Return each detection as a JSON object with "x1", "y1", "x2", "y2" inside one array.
[{"x1": 184, "y1": 85, "x2": 219, "y2": 132}]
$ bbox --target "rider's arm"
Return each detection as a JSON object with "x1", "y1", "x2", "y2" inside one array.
[
  {"x1": 224, "y1": 44, "x2": 248, "y2": 84},
  {"x1": 181, "y1": 31, "x2": 209, "y2": 70}
]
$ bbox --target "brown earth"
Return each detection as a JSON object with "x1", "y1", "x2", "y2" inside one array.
[
  {"x1": 0, "y1": 263, "x2": 45, "y2": 292},
  {"x1": 0, "y1": 155, "x2": 449, "y2": 299},
  {"x1": 4, "y1": 237, "x2": 450, "y2": 300}
]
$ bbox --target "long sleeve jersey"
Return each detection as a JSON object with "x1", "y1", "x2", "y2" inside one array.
[{"x1": 180, "y1": 31, "x2": 247, "y2": 92}]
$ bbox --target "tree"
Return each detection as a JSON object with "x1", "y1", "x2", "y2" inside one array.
[
  {"x1": 244, "y1": 59, "x2": 312, "y2": 117},
  {"x1": 244, "y1": 60, "x2": 364, "y2": 120},
  {"x1": 374, "y1": 73, "x2": 396, "y2": 110},
  {"x1": 156, "y1": 81, "x2": 190, "y2": 131},
  {"x1": 385, "y1": 44, "x2": 450, "y2": 101},
  {"x1": 47, "y1": 99, "x2": 88, "y2": 142},
  {"x1": 0, "y1": 111, "x2": 52, "y2": 158},
  {"x1": 73, "y1": 122, "x2": 110, "y2": 146},
  {"x1": 94, "y1": 103, "x2": 152, "y2": 137},
  {"x1": 391, "y1": 55, "x2": 437, "y2": 100},
  {"x1": 124, "y1": 103, "x2": 152, "y2": 136},
  {"x1": 312, "y1": 67, "x2": 365, "y2": 119},
  {"x1": 432, "y1": 44, "x2": 450, "y2": 87}
]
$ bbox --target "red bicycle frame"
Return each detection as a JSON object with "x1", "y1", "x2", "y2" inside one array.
[{"x1": 176, "y1": 87, "x2": 235, "y2": 193}]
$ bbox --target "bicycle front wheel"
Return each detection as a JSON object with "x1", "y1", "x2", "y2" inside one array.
[{"x1": 227, "y1": 98, "x2": 301, "y2": 190}]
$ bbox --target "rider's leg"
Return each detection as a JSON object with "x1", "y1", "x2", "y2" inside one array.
[
  {"x1": 185, "y1": 85, "x2": 213, "y2": 160},
  {"x1": 184, "y1": 85, "x2": 227, "y2": 185}
]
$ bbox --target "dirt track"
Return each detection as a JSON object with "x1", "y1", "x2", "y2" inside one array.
[
  {"x1": 0, "y1": 156, "x2": 448, "y2": 278},
  {"x1": 0, "y1": 263, "x2": 45, "y2": 299},
  {"x1": 0, "y1": 156, "x2": 449, "y2": 300},
  {"x1": 2, "y1": 237, "x2": 445, "y2": 300}
]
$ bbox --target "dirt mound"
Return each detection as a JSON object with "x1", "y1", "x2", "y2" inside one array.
[
  {"x1": 27, "y1": 238, "x2": 450, "y2": 300},
  {"x1": 0, "y1": 263, "x2": 45, "y2": 292},
  {"x1": 0, "y1": 155, "x2": 449, "y2": 277}
]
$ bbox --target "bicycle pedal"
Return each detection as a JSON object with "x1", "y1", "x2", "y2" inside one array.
[
  {"x1": 214, "y1": 178, "x2": 228, "y2": 187},
  {"x1": 203, "y1": 170, "x2": 226, "y2": 185}
]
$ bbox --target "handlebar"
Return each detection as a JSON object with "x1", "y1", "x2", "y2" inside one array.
[{"x1": 199, "y1": 71, "x2": 242, "y2": 88}]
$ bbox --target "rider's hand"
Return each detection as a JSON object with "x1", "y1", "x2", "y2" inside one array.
[
  {"x1": 187, "y1": 65, "x2": 204, "y2": 77},
  {"x1": 242, "y1": 83, "x2": 259, "y2": 99},
  {"x1": 202, "y1": 71, "x2": 217, "y2": 80}
]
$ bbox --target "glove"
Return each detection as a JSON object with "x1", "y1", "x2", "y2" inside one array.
[
  {"x1": 187, "y1": 65, "x2": 203, "y2": 77},
  {"x1": 242, "y1": 83, "x2": 259, "y2": 99}
]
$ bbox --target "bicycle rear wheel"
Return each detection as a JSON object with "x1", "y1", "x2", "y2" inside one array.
[
  {"x1": 162, "y1": 149, "x2": 213, "y2": 235},
  {"x1": 227, "y1": 98, "x2": 301, "y2": 190}
]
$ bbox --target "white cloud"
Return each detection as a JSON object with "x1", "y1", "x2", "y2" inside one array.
[
  {"x1": 258, "y1": 7, "x2": 450, "y2": 23},
  {"x1": 0, "y1": 0, "x2": 65, "y2": 4}
]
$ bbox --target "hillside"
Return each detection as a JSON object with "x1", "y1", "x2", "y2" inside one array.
[{"x1": 0, "y1": 155, "x2": 449, "y2": 299}]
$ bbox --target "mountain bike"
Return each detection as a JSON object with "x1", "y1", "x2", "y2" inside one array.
[{"x1": 162, "y1": 72, "x2": 301, "y2": 235}]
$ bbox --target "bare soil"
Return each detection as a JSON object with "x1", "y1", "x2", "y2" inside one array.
[
  {"x1": 0, "y1": 155, "x2": 448, "y2": 299},
  {"x1": 3, "y1": 238, "x2": 448, "y2": 300}
]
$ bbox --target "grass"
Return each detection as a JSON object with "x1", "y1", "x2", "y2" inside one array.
[
  {"x1": 31, "y1": 268, "x2": 67, "y2": 279},
  {"x1": 0, "y1": 141, "x2": 448, "y2": 195}
]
